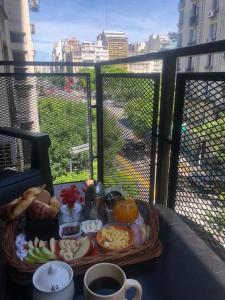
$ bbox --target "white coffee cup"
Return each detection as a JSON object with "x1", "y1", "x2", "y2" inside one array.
[{"x1": 84, "y1": 263, "x2": 142, "y2": 300}]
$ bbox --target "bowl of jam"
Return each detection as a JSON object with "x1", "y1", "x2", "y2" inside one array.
[{"x1": 59, "y1": 222, "x2": 81, "y2": 239}]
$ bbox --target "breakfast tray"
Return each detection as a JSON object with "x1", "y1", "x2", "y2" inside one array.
[{"x1": 1, "y1": 203, "x2": 162, "y2": 285}]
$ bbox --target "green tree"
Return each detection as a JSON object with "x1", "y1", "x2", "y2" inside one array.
[
  {"x1": 124, "y1": 98, "x2": 154, "y2": 137},
  {"x1": 38, "y1": 97, "x2": 89, "y2": 180},
  {"x1": 192, "y1": 116, "x2": 225, "y2": 163},
  {"x1": 79, "y1": 65, "x2": 128, "y2": 91}
]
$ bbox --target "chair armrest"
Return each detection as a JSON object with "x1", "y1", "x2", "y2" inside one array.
[
  {"x1": 0, "y1": 127, "x2": 50, "y2": 144},
  {"x1": 0, "y1": 127, "x2": 53, "y2": 195}
]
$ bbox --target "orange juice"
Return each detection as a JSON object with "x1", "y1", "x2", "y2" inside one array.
[{"x1": 113, "y1": 198, "x2": 139, "y2": 223}]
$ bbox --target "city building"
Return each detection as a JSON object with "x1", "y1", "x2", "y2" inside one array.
[
  {"x1": 97, "y1": 31, "x2": 128, "y2": 60},
  {"x1": 0, "y1": 0, "x2": 39, "y2": 171},
  {"x1": 81, "y1": 41, "x2": 95, "y2": 63},
  {"x1": 95, "y1": 39, "x2": 108, "y2": 62},
  {"x1": 52, "y1": 37, "x2": 109, "y2": 66},
  {"x1": 128, "y1": 41, "x2": 147, "y2": 55},
  {"x1": 0, "y1": 0, "x2": 39, "y2": 131},
  {"x1": 146, "y1": 33, "x2": 176, "y2": 52},
  {"x1": 52, "y1": 37, "x2": 81, "y2": 72},
  {"x1": 177, "y1": 0, "x2": 225, "y2": 72},
  {"x1": 128, "y1": 60, "x2": 163, "y2": 73}
]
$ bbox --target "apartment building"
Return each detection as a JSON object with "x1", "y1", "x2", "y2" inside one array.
[
  {"x1": 95, "y1": 40, "x2": 108, "y2": 62},
  {"x1": 128, "y1": 41, "x2": 147, "y2": 55},
  {"x1": 0, "y1": 0, "x2": 38, "y2": 171},
  {"x1": 81, "y1": 41, "x2": 95, "y2": 63},
  {"x1": 128, "y1": 33, "x2": 177, "y2": 73},
  {"x1": 97, "y1": 31, "x2": 128, "y2": 60},
  {"x1": 177, "y1": 0, "x2": 225, "y2": 72},
  {"x1": 0, "y1": 0, "x2": 38, "y2": 130},
  {"x1": 53, "y1": 38, "x2": 109, "y2": 66}
]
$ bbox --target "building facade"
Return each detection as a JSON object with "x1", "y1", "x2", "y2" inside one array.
[
  {"x1": 81, "y1": 41, "x2": 95, "y2": 63},
  {"x1": 128, "y1": 33, "x2": 177, "y2": 73},
  {"x1": 177, "y1": 0, "x2": 225, "y2": 72},
  {"x1": 0, "y1": 0, "x2": 39, "y2": 171},
  {"x1": 95, "y1": 40, "x2": 108, "y2": 62},
  {"x1": 0, "y1": 0, "x2": 38, "y2": 131},
  {"x1": 97, "y1": 31, "x2": 128, "y2": 60}
]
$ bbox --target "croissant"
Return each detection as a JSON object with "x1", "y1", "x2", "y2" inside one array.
[{"x1": 0, "y1": 186, "x2": 43, "y2": 221}]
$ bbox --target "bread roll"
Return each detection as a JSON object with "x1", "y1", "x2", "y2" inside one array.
[
  {"x1": 26, "y1": 197, "x2": 60, "y2": 219},
  {"x1": 0, "y1": 186, "x2": 43, "y2": 221}
]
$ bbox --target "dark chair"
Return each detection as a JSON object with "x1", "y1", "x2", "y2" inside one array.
[{"x1": 0, "y1": 127, "x2": 53, "y2": 205}]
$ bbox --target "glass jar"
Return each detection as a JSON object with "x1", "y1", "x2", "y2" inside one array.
[{"x1": 112, "y1": 197, "x2": 139, "y2": 224}]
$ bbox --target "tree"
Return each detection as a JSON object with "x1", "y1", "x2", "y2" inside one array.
[
  {"x1": 191, "y1": 116, "x2": 225, "y2": 164},
  {"x1": 124, "y1": 98, "x2": 154, "y2": 137},
  {"x1": 38, "y1": 97, "x2": 89, "y2": 180},
  {"x1": 79, "y1": 65, "x2": 128, "y2": 91}
]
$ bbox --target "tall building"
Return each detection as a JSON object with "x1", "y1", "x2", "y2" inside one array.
[
  {"x1": 97, "y1": 31, "x2": 128, "y2": 60},
  {"x1": 52, "y1": 37, "x2": 81, "y2": 72},
  {"x1": 52, "y1": 37, "x2": 109, "y2": 65},
  {"x1": 146, "y1": 33, "x2": 176, "y2": 52},
  {"x1": 0, "y1": 0, "x2": 39, "y2": 171},
  {"x1": 95, "y1": 40, "x2": 108, "y2": 62},
  {"x1": 128, "y1": 41, "x2": 147, "y2": 55},
  {"x1": 81, "y1": 41, "x2": 95, "y2": 63},
  {"x1": 128, "y1": 33, "x2": 177, "y2": 73},
  {"x1": 0, "y1": 0, "x2": 39, "y2": 131},
  {"x1": 177, "y1": 0, "x2": 225, "y2": 72}
]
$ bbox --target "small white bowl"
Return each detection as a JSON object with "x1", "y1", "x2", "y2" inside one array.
[
  {"x1": 59, "y1": 222, "x2": 81, "y2": 239},
  {"x1": 81, "y1": 220, "x2": 103, "y2": 237}
]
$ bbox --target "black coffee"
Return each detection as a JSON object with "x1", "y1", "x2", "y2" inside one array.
[{"x1": 89, "y1": 277, "x2": 121, "y2": 295}]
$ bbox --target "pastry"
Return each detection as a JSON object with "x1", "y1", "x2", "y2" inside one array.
[{"x1": 0, "y1": 186, "x2": 43, "y2": 221}]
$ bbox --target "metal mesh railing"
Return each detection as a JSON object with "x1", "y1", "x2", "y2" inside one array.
[
  {"x1": 102, "y1": 73, "x2": 160, "y2": 202},
  {"x1": 171, "y1": 73, "x2": 225, "y2": 252},
  {"x1": 0, "y1": 72, "x2": 92, "y2": 183}
]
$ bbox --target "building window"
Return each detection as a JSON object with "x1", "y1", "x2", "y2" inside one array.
[
  {"x1": 190, "y1": 4, "x2": 199, "y2": 26},
  {"x1": 10, "y1": 32, "x2": 26, "y2": 43},
  {"x1": 12, "y1": 50, "x2": 27, "y2": 61},
  {"x1": 205, "y1": 53, "x2": 214, "y2": 69},
  {"x1": 188, "y1": 29, "x2": 197, "y2": 45},
  {"x1": 208, "y1": 23, "x2": 217, "y2": 41},
  {"x1": 177, "y1": 33, "x2": 182, "y2": 47},
  {"x1": 186, "y1": 56, "x2": 193, "y2": 71},
  {"x1": 179, "y1": 10, "x2": 184, "y2": 25},
  {"x1": 212, "y1": 0, "x2": 219, "y2": 11}
]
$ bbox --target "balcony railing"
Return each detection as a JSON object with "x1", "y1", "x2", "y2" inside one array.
[{"x1": 0, "y1": 40, "x2": 225, "y2": 259}]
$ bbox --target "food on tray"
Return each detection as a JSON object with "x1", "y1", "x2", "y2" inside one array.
[
  {"x1": 0, "y1": 186, "x2": 44, "y2": 221},
  {"x1": 26, "y1": 195, "x2": 60, "y2": 219},
  {"x1": 81, "y1": 219, "x2": 102, "y2": 235},
  {"x1": 97, "y1": 225, "x2": 133, "y2": 250},
  {"x1": 131, "y1": 223, "x2": 151, "y2": 246},
  {"x1": 61, "y1": 225, "x2": 80, "y2": 237},
  {"x1": 24, "y1": 236, "x2": 56, "y2": 264},
  {"x1": 59, "y1": 222, "x2": 81, "y2": 239},
  {"x1": 59, "y1": 237, "x2": 92, "y2": 261},
  {"x1": 113, "y1": 197, "x2": 139, "y2": 223}
]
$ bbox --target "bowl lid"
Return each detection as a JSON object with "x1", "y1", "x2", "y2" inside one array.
[{"x1": 33, "y1": 261, "x2": 73, "y2": 293}]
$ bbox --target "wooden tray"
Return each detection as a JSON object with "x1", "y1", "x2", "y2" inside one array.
[{"x1": 1, "y1": 203, "x2": 162, "y2": 285}]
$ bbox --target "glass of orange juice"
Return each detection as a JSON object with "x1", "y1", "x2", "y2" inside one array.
[{"x1": 112, "y1": 197, "x2": 139, "y2": 223}]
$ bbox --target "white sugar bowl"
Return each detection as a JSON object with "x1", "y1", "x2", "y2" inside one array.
[{"x1": 32, "y1": 261, "x2": 75, "y2": 300}]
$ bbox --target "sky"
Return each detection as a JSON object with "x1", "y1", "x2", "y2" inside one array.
[{"x1": 30, "y1": 0, "x2": 179, "y2": 61}]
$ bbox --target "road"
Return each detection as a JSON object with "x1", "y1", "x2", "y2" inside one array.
[
  {"x1": 104, "y1": 99, "x2": 153, "y2": 201},
  {"x1": 104, "y1": 99, "x2": 225, "y2": 247}
]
